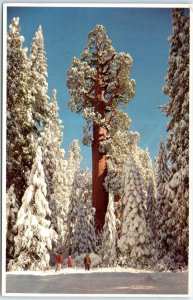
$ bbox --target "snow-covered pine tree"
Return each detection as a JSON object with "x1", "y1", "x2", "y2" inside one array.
[
  {"x1": 52, "y1": 159, "x2": 68, "y2": 247},
  {"x1": 53, "y1": 157, "x2": 70, "y2": 254},
  {"x1": 101, "y1": 117, "x2": 153, "y2": 247},
  {"x1": 48, "y1": 156, "x2": 67, "y2": 266},
  {"x1": 67, "y1": 169, "x2": 96, "y2": 257},
  {"x1": 100, "y1": 109, "x2": 138, "y2": 195},
  {"x1": 63, "y1": 140, "x2": 82, "y2": 209},
  {"x1": 39, "y1": 89, "x2": 68, "y2": 263},
  {"x1": 66, "y1": 140, "x2": 82, "y2": 182},
  {"x1": 61, "y1": 141, "x2": 82, "y2": 254},
  {"x1": 145, "y1": 176, "x2": 157, "y2": 260},
  {"x1": 139, "y1": 148, "x2": 156, "y2": 252},
  {"x1": 153, "y1": 156, "x2": 158, "y2": 182},
  {"x1": 29, "y1": 25, "x2": 50, "y2": 128},
  {"x1": 30, "y1": 26, "x2": 57, "y2": 229},
  {"x1": 101, "y1": 123, "x2": 139, "y2": 247},
  {"x1": 161, "y1": 9, "x2": 189, "y2": 265},
  {"x1": 6, "y1": 185, "x2": 19, "y2": 265},
  {"x1": 65, "y1": 173, "x2": 80, "y2": 254},
  {"x1": 154, "y1": 140, "x2": 177, "y2": 269},
  {"x1": 7, "y1": 17, "x2": 35, "y2": 203},
  {"x1": 117, "y1": 156, "x2": 150, "y2": 269},
  {"x1": 8, "y1": 147, "x2": 55, "y2": 271},
  {"x1": 101, "y1": 109, "x2": 154, "y2": 199},
  {"x1": 101, "y1": 193, "x2": 117, "y2": 267},
  {"x1": 138, "y1": 148, "x2": 154, "y2": 192},
  {"x1": 154, "y1": 140, "x2": 170, "y2": 192},
  {"x1": 41, "y1": 90, "x2": 65, "y2": 232},
  {"x1": 72, "y1": 194, "x2": 96, "y2": 256}
]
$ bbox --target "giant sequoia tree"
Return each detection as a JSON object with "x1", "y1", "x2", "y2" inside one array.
[{"x1": 67, "y1": 25, "x2": 135, "y2": 232}]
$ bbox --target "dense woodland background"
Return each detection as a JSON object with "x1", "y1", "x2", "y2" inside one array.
[{"x1": 6, "y1": 8, "x2": 189, "y2": 272}]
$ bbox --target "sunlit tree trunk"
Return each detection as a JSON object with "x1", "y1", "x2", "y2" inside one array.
[{"x1": 92, "y1": 123, "x2": 108, "y2": 233}]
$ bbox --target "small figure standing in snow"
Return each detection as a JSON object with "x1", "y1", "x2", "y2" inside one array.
[
  {"x1": 84, "y1": 253, "x2": 91, "y2": 271},
  {"x1": 68, "y1": 255, "x2": 73, "y2": 268},
  {"x1": 55, "y1": 252, "x2": 62, "y2": 272}
]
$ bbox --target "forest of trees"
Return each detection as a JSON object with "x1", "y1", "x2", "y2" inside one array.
[{"x1": 6, "y1": 9, "x2": 189, "y2": 272}]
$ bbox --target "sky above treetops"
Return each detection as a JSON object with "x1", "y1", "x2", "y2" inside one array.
[{"x1": 7, "y1": 6, "x2": 175, "y2": 170}]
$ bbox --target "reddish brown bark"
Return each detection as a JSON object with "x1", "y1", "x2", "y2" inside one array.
[
  {"x1": 90, "y1": 59, "x2": 121, "y2": 232},
  {"x1": 92, "y1": 123, "x2": 108, "y2": 233},
  {"x1": 90, "y1": 64, "x2": 110, "y2": 233}
]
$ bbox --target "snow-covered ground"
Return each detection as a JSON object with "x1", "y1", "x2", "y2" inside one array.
[{"x1": 6, "y1": 267, "x2": 188, "y2": 295}]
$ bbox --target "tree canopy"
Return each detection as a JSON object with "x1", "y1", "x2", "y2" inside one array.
[{"x1": 67, "y1": 24, "x2": 135, "y2": 145}]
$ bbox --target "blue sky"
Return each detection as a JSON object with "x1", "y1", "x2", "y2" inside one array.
[{"x1": 7, "y1": 6, "x2": 174, "y2": 169}]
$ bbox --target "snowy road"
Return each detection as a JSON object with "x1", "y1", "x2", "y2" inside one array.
[{"x1": 6, "y1": 269, "x2": 188, "y2": 295}]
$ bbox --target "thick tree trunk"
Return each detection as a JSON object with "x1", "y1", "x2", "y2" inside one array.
[{"x1": 92, "y1": 123, "x2": 108, "y2": 233}]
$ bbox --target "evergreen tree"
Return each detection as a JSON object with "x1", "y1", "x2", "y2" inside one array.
[
  {"x1": 100, "y1": 109, "x2": 139, "y2": 195},
  {"x1": 29, "y1": 25, "x2": 50, "y2": 128},
  {"x1": 117, "y1": 157, "x2": 150, "y2": 268},
  {"x1": 67, "y1": 24, "x2": 135, "y2": 232},
  {"x1": 40, "y1": 90, "x2": 68, "y2": 261},
  {"x1": 138, "y1": 148, "x2": 154, "y2": 192},
  {"x1": 155, "y1": 140, "x2": 171, "y2": 258},
  {"x1": 62, "y1": 141, "x2": 82, "y2": 253},
  {"x1": 101, "y1": 193, "x2": 117, "y2": 267},
  {"x1": 161, "y1": 9, "x2": 189, "y2": 264},
  {"x1": 64, "y1": 140, "x2": 82, "y2": 209},
  {"x1": 7, "y1": 17, "x2": 35, "y2": 203},
  {"x1": 41, "y1": 90, "x2": 65, "y2": 232},
  {"x1": 155, "y1": 141, "x2": 179, "y2": 269},
  {"x1": 146, "y1": 177, "x2": 156, "y2": 245},
  {"x1": 155, "y1": 141, "x2": 170, "y2": 193},
  {"x1": 72, "y1": 194, "x2": 96, "y2": 257},
  {"x1": 66, "y1": 140, "x2": 82, "y2": 181},
  {"x1": 101, "y1": 123, "x2": 154, "y2": 245},
  {"x1": 6, "y1": 185, "x2": 19, "y2": 265},
  {"x1": 52, "y1": 158, "x2": 68, "y2": 246},
  {"x1": 141, "y1": 149, "x2": 156, "y2": 250},
  {"x1": 30, "y1": 26, "x2": 56, "y2": 227},
  {"x1": 67, "y1": 169, "x2": 96, "y2": 257},
  {"x1": 48, "y1": 156, "x2": 67, "y2": 266},
  {"x1": 30, "y1": 24, "x2": 51, "y2": 209},
  {"x1": 66, "y1": 172, "x2": 80, "y2": 253},
  {"x1": 8, "y1": 147, "x2": 55, "y2": 271}
]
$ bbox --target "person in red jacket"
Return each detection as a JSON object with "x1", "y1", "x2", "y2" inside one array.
[
  {"x1": 55, "y1": 252, "x2": 62, "y2": 272},
  {"x1": 68, "y1": 255, "x2": 73, "y2": 268}
]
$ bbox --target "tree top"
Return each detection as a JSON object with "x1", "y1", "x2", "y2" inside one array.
[{"x1": 67, "y1": 24, "x2": 135, "y2": 145}]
